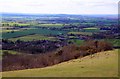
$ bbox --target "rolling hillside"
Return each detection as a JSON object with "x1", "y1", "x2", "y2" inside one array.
[{"x1": 2, "y1": 49, "x2": 118, "y2": 77}]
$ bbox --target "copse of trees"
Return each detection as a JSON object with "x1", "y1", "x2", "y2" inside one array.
[
  {"x1": 2, "y1": 40, "x2": 113, "y2": 71},
  {"x1": 2, "y1": 39, "x2": 68, "y2": 54}
]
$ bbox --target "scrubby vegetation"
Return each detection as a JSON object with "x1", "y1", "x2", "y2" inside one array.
[
  {"x1": 2, "y1": 40, "x2": 113, "y2": 71},
  {"x1": 2, "y1": 49, "x2": 118, "y2": 77}
]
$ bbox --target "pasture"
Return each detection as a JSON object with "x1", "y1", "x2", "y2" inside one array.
[
  {"x1": 37, "y1": 23, "x2": 64, "y2": 27},
  {"x1": 0, "y1": 50, "x2": 20, "y2": 60},
  {"x1": 2, "y1": 22, "x2": 30, "y2": 27},
  {"x1": 83, "y1": 27, "x2": 100, "y2": 32},
  {"x1": 2, "y1": 28, "x2": 68, "y2": 39},
  {"x1": 103, "y1": 39, "x2": 120, "y2": 47},
  {"x1": 2, "y1": 49, "x2": 118, "y2": 77},
  {"x1": 0, "y1": 29, "x2": 20, "y2": 33},
  {"x1": 9, "y1": 34, "x2": 57, "y2": 41},
  {"x1": 68, "y1": 39, "x2": 84, "y2": 45},
  {"x1": 68, "y1": 32, "x2": 92, "y2": 36}
]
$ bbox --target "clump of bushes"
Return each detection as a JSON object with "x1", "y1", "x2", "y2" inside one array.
[
  {"x1": 2, "y1": 40, "x2": 113, "y2": 71},
  {"x1": 79, "y1": 40, "x2": 113, "y2": 54}
]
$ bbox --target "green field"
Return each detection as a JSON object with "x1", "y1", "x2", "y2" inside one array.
[
  {"x1": 2, "y1": 50, "x2": 19, "y2": 55},
  {"x1": 38, "y1": 24, "x2": 64, "y2": 27},
  {"x1": 83, "y1": 27, "x2": 100, "y2": 32},
  {"x1": 68, "y1": 32, "x2": 92, "y2": 36},
  {"x1": 0, "y1": 50, "x2": 20, "y2": 60},
  {"x1": 68, "y1": 39, "x2": 84, "y2": 45},
  {"x1": 2, "y1": 28, "x2": 68, "y2": 39},
  {"x1": 2, "y1": 49, "x2": 118, "y2": 77},
  {"x1": 103, "y1": 39, "x2": 120, "y2": 47},
  {"x1": 9, "y1": 34, "x2": 57, "y2": 41},
  {"x1": 83, "y1": 27, "x2": 98, "y2": 30},
  {"x1": 2, "y1": 22, "x2": 30, "y2": 27},
  {"x1": 0, "y1": 29, "x2": 20, "y2": 33}
]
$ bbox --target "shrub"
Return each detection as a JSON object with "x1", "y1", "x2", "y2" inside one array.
[
  {"x1": 2, "y1": 40, "x2": 113, "y2": 71},
  {"x1": 80, "y1": 40, "x2": 113, "y2": 53},
  {"x1": 97, "y1": 41, "x2": 113, "y2": 51}
]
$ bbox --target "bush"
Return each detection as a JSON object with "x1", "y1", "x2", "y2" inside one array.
[
  {"x1": 80, "y1": 40, "x2": 113, "y2": 53},
  {"x1": 2, "y1": 40, "x2": 113, "y2": 71},
  {"x1": 97, "y1": 41, "x2": 113, "y2": 51}
]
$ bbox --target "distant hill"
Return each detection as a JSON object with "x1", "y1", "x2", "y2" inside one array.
[
  {"x1": 1, "y1": 13, "x2": 117, "y2": 19},
  {"x1": 1, "y1": 13, "x2": 82, "y2": 17}
]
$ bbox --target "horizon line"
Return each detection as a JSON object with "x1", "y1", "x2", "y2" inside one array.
[{"x1": 1, "y1": 12, "x2": 118, "y2": 15}]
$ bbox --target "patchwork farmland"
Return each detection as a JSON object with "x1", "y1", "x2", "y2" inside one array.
[{"x1": 1, "y1": 13, "x2": 119, "y2": 77}]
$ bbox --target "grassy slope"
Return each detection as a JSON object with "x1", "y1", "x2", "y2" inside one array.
[{"x1": 2, "y1": 49, "x2": 118, "y2": 77}]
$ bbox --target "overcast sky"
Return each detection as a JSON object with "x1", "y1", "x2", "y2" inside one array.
[{"x1": 0, "y1": 0, "x2": 119, "y2": 14}]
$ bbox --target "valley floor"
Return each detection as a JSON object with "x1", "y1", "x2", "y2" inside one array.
[{"x1": 2, "y1": 49, "x2": 119, "y2": 77}]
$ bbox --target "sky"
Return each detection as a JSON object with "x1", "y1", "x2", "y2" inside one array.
[{"x1": 0, "y1": 0, "x2": 119, "y2": 14}]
